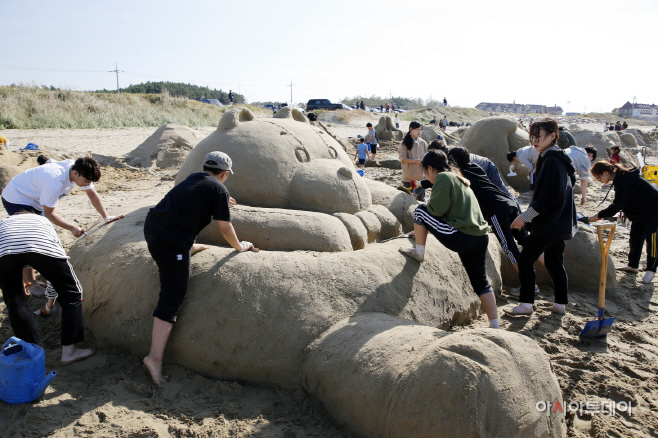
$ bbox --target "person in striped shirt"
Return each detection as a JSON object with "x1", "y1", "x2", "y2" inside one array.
[{"x1": 0, "y1": 213, "x2": 93, "y2": 365}]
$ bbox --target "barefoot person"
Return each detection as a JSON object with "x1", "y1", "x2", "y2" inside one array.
[
  {"x1": 1, "y1": 157, "x2": 118, "y2": 308},
  {"x1": 0, "y1": 213, "x2": 93, "y2": 365},
  {"x1": 508, "y1": 118, "x2": 577, "y2": 316},
  {"x1": 399, "y1": 150, "x2": 500, "y2": 329},
  {"x1": 587, "y1": 161, "x2": 658, "y2": 284},
  {"x1": 143, "y1": 151, "x2": 253, "y2": 385}
]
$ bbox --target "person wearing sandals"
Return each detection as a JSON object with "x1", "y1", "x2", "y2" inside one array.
[
  {"x1": 508, "y1": 118, "x2": 578, "y2": 316},
  {"x1": 399, "y1": 150, "x2": 500, "y2": 329},
  {"x1": 142, "y1": 151, "x2": 254, "y2": 385},
  {"x1": 0, "y1": 213, "x2": 94, "y2": 365},
  {"x1": 586, "y1": 161, "x2": 658, "y2": 284}
]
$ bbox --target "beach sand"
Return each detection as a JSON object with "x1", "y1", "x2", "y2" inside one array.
[{"x1": 1, "y1": 122, "x2": 657, "y2": 437}]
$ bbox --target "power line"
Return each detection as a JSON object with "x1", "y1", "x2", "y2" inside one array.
[{"x1": 0, "y1": 63, "x2": 107, "y2": 73}]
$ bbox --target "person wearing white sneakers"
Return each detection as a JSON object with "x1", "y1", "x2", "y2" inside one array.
[
  {"x1": 588, "y1": 160, "x2": 658, "y2": 284},
  {"x1": 508, "y1": 119, "x2": 578, "y2": 316},
  {"x1": 399, "y1": 150, "x2": 500, "y2": 329},
  {"x1": 142, "y1": 151, "x2": 254, "y2": 385}
]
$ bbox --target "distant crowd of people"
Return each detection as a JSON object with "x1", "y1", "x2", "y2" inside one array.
[{"x1": 605, "y1": 121, "x2": 628, "y2": 131}]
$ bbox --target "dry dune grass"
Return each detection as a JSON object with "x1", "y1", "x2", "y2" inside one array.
[{"x1": 0, "y1": 85, "x2": 269, "y2": 129}]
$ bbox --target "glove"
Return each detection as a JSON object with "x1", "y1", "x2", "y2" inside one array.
[
  {"x1": 238, "y1": 241, "x2": 254, "y2": 252},
  {"x1": 104, "y1": 215, "x2": 121, "y2": 223},
  {"x1": 576, "y1": 216, "x2": 590, "y2": 224}
]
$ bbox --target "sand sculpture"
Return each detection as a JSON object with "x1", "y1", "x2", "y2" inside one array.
[
  {"x1": 459, "y1": 116, "x2": 531, "y2": 192},
  {"x1": 0, "y1": 150, "x2": 39, "y2": 190},
  {"x1": 420, "y1": 124, "x2": 459, "y2": 146},
  {"x1": 619, "y1": 132, "x2": 638, "y2": 147},
  {"x1": 69, "y1": 107, "x2": 566, "y2": 437},
  {"x1": 124, "y1": 123, "x2": 202, "y2": 169},
  {"x1": 374, "y1": 115, "x2": 403, "y2": 141}
]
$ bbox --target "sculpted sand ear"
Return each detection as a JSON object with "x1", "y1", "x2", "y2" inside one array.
[
  {"x1": 273, "y1": 106, "x2": 309, "y2": 124},
  {"x1": 218, "y1": 106, "x2": 255, "y2": 131}
]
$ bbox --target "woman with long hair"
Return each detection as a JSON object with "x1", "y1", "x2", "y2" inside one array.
[
  {"x1": 398, "y1": 121, "x2": 429, "y2": 201},
  {"x1": 399, "y1": 150, "x2": 499, "y2": 328},
  {"x1": 588, "y1": 161, "x2": 658, "y2": 283}
]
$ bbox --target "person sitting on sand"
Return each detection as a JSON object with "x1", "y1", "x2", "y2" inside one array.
[
  {"x1": 508, "y1": 118, "x2": 577, "y2": 316},
  {"x1": 0, "y1": 212, "x2": 94, "y2": 365},
  {"x1": 1, "y1": 157, "x2": 117, "y2": 310},
  {"x1": 354, "y1": 137, "x2": 371, "y2": 169},
  {"x1": 399, "y1": 150, "x2": 500, "y2": 329},
  {"x1": 587, "y1": 161, "x2": 658, "y2": 284},
  {"x1": 565, "y1": 145, "x2": 597, "y2": 206},
  {"x1": 142, "y1": 151, "x2": 254, "y2": 385}
]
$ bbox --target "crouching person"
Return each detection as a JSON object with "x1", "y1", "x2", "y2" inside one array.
[
  {"x1": 142, "y1": 151, "x2": 253, "y2": 385},
  {"x1": 0, "y1": 213, "x2": 93, "y2": 365},
  {"x1": 399, "y1": 150, "x2": 499, "y2": 329}
]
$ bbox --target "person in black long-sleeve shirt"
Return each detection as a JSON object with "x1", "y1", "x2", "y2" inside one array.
[
  {"x1": 448, "y1": 147, "x2": 527, "y2": 270},
  {"x1": 508, "y1": 118, "x2": 577, "y2": 316},
  {"x1": 587, "y1": 161, "x2": 658, "y2": 284}
]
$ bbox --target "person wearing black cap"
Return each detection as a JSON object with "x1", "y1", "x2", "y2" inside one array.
[{"x1": 142, "y1": 151, "x2": 253, "y2": 385}]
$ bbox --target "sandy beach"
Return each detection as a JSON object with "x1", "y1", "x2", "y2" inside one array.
[{"x1": 1, "y1": 119, "x2": 658, "y2": 437}]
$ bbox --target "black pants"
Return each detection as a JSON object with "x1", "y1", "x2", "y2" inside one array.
[
  {"x1": 488, "y1": 205, "x2": 527, "y2": 265},
  {"x1": 144, "y1": 227, "x2": 191, "y2": 324},
  {"x1": 414, "y1": 205, "x2": 492, "y2": 296},
  {"x1": 628, "y1": 216, "x2": 658, "y2": 272},
  {"x1": 0, "y1": 252, "x2": 84, "y2": 345},
  {"x1": 518, "y1": 234, "x2": 567, "y2": 304}
]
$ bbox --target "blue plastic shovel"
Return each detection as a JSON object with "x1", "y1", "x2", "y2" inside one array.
[{"x1": 580, "y1": 223, "x2": 616, "y2": 338}]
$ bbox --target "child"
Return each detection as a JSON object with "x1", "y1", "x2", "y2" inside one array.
[
  {"x1": 399, "y1": 150, "x2": 499, "y2": 329},
  {"x1": 565, "y1": 145, "x2": 597, "y2": 205},
  {"x1": 587, "y1": 161, "x2": 658, "y2": 284},
  {"x1": 142, "y1": 151, "x2": 253, "y2": 385},
  {"x1": 354, "y1": 138, "x2": 371, "y2": 169},
  {"x1": 364, "y1": 123, "x2": 378, "y2": 160},
  {"x1": 394, "y1": 114, "x2": 400, "y2": 129},
  {"x1": 508, "y1": 118, "x2": 577, "y2": 316},
  {"x1": 609, "y1": 146, "x2": 621, "y2": 165},
  {"x1": 1, "y1": 157, "x2": 117, "y2": 312}
]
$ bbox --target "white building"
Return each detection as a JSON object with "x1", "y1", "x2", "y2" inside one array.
[{"x1": 618, "y1": 101, "x2": 658, "y2": 119}]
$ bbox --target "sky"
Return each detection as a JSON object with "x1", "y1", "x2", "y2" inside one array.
[{"x1": 2, "y1": 0, "x2": 657, "y2": 113}]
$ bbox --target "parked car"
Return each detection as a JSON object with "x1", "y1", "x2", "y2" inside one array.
[
  {"x1": 264, "y1": 104, "x2": 276, "y2": 112},
  {"x1": 341, "y1": 104, "x2": 353, "y2": 111},
  {"x1": 198, "y1": 98, "x2": 222, "y2": 107},
  {"x1": 306, "y1": 99, "x2": 343, "y2": 111},
  {"x1": 394, "y1": 109, "x2": 407, "y2": 113}
]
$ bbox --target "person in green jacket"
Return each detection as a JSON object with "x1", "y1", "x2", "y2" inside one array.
[{"x1": 399, "y1": 150, "x2": 499, "y2": 328}]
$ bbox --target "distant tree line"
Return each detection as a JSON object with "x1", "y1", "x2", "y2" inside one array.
[
  {"x1": 341, "y1": 95, "x2": 429, "y2": 110},
  {"x1": 94, "y1": 81, "x2": 245, "y2": 104}
]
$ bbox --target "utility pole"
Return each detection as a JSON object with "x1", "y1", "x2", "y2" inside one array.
[
  {"x1": 109, "y1": 62, "x2": 123, "y2": 94},
  {"x1": 287, "y1": 80, "x2": 293, "y2": 104},
  {"x1": 633, "y1": 96, "x2": 637, "y2": 117}
]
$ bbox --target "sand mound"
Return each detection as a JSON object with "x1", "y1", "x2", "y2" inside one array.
[
  {"x1": 459, "y1": 116, "x2": 530, "y2": 191},
  {"x1": 0, "y1": 150, "x2": 42, "y2": 190},
  {"x1": 123, "y1": 124, "x2": 202, "y2": 169},
  {"x1": 619, "y1": 132, "x2": 638, "y2": 147},
  {"x1": 304, "y1": 313, "x2": 565, "y2": 438}
]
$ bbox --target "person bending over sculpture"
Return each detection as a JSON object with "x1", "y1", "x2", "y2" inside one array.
[
  {"x1": 143, "y1": 151, "x2": 254, "y2": 385},
  {"x1": 0, "y1": 213, "x2": 93, "y2": 365},
  {"x1": 565, "y1": 145, "x2": 597, "y2": 205},
  {"x1": 399, "y1": 150, "x2": 500, "y2": 329},
  {"x1": 507, "y1": 145, "x2": 539, "y2": 193},
  {"x1": 1, "y1": 157, "x2": 118, "y2": 313},
  {"x1": 586, "y1": 161, "x2": 658, "y2": 284},
  {"x1": 508, "y1": 118, "x2": 577, "y2": 316}
]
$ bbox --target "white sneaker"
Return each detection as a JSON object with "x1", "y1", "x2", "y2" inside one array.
[
  {"x1": 548, "y1": 304, "x2": 566, "y2": 315},
  {"x1": 399, "y1": 247, "x2": 424, "y2": 263},
  {"x1": 641, "y1": 271, "x2": 655, "y2": 284},
  {"x1": 509, "y1": 285, "x2": 540, "y2": 297}
]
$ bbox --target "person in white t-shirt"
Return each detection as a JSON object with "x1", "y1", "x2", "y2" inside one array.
[{"x1": 1, "y1": 157, "x2": 117, "y2": 299}]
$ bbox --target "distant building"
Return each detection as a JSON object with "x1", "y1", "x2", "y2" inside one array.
[
  {"x1": 566, "y1": 112, "x2": 581, "y2": 116},
  {"x1": 618, "y1": 101, "x2": 658, "y2": 119},
  {"x1": 476, "y1": 102, "x2": 563, "y2": 115}
]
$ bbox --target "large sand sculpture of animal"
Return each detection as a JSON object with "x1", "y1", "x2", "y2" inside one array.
[{"x1": 69, "y1": 107, "x2": 566, "y2": 437}]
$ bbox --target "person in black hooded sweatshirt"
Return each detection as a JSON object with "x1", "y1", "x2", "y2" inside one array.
[
  {"x1": 508, "y1": 118, "x2": 577, "y2": 316},
  {"x1": 587, "y1": 161, "x2": 658, "y2": 284},
  {"x1": 447, "y1": 146, "x2": 528, "y2": 272}
]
